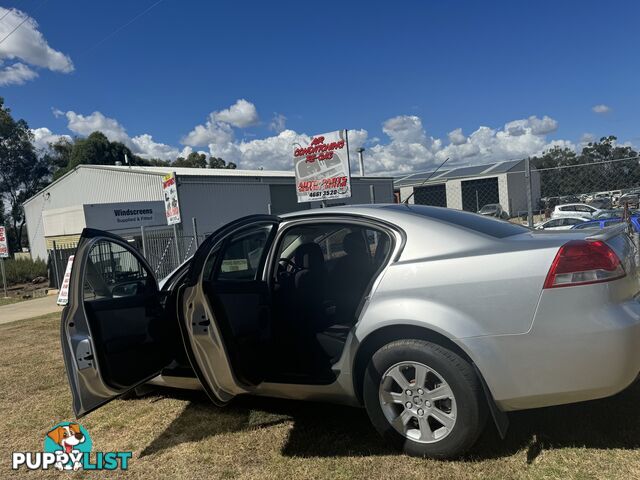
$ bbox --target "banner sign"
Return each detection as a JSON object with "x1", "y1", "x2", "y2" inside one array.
[
  {"x1": 84, "y1": 202, "x2": 166, "y2": 230},
  {"x1": 0, "y1": 226, "x2": 8, "y2": 258},
  {"x1": 294, "y1": 129, "x2": 352, "y2": 203},
  {"x1": 162, "y1": 172, "x2": 181, "y2": 225},
  {"x1": 57, "y1": 255, "x2": 74, "y2": 306}
]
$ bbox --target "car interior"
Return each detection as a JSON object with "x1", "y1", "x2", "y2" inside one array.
[
  {"x1": 198, "y1": 221, "x2": 393, "y2": 385},
  {"x1": 269, "y1": 223, "x2": 392, "y2": 383}
]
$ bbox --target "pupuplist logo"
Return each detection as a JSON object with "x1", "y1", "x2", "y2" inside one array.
[{"x1": 12, "y1": 421, "x2": 132, "y2": 471}]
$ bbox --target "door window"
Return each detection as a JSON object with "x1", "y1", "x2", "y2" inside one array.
[
  {"x1": 83, "y1": 240, "x2": 151, "y2": 301},
  {"x1": 213, "y1": 226, "x2": 273, "y2": 282},
  {"x1": 544, "y1": 219, "x2": 562, "y2": 228},
  {"x1": 562, "y1": 218, "x2": 583, "y2": 226}
]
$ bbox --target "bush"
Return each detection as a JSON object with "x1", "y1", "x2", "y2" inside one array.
[{"x1": 3, "y1": 258, "x2": 48, "y2": 285}]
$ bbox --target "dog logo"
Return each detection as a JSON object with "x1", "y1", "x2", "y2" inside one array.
[
  {"x1": 12, "y1": 421, "x2": 131, "y2": 471},
  {"x1": 44, "y1": 422, "x2": 92, "y2": 471}
]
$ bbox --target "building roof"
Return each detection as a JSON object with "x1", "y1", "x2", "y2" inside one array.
[
  {"x1": 395, "y1": 159, "x2": 527, "y2": 187},
  {"x1": 83, "y1": 164, "x2": 297, "y2": 177}
]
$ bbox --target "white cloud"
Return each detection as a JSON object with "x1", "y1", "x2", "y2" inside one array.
[
  {"x1": 448, "y1": 128, "x2": 466, "y2": 145},
  {"x1": 0, "y1": 62, "x2": 38, "y2": 86},
  {"x1": 592, "y1": 104, "x2": 611, "y2": 114},
  {"x1": 65, "y1": 111, "x2": 130, "y2": 143},
  {"x1": 269, "y1": 113, "x2": 287, "y2": 133},
  {"x1": 504, "y1": 115, "x2": 558, "y2": 136},
  {"x1": 212, "y1": 99, "x2": 259, "y2": 127},
  {"x1": 0, "y1": 7, "x2": 73, "y2": 86},
  {"x1": 30, "y1": 127, "x2": 71, "y2": 152},
  {"x1": 60, "y1": 110, "x2": 181, "y2": 160},
  {"x1": 43, "y1": 103, "x2": 579, "y2": 175}
]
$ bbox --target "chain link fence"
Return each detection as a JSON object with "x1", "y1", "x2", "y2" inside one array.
[{"x1": 47, "y1": 224, "x2": 208, "y2": 287}]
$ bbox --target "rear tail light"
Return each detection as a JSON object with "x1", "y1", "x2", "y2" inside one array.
[{"x1": 543, "y1": 240, "x2": 626, "y2": 289}]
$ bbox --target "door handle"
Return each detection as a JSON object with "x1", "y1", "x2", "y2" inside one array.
[{"x1": 75, "y1": 339, "x2": 95, "y2": 370}]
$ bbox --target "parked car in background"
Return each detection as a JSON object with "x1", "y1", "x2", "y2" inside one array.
[
  {"x1": 559, "y1": 195, "x2": 581, "y2": 204},
  {"x1": 478, "y1": 203, "x2": 509, "y2": 219},
  {"x1": 60, "y1": 205, "x2": 640, "y2": 459},
  {"x1": 594, "y1": 209, "x2": 626, "y2": 219},
  {"x1": 552, "y1": 203, "x2": 601, "y2": 219},
  {"x1": 572, "y1": 215, "x2": 640, "y2": 233},
  {"x1": 534, "y1": 217, "x2": 589, "y2": 230},
  {"x1": 588, "y1": 197, "x2": 613, "y2": 210},
  {"x1": 619, "y1": 194, "x2": 639, "y2": 209}
]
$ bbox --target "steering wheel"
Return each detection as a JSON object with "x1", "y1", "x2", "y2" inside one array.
[{"x1": 277, "y1": 257, "x2": 302, "y2": 279}]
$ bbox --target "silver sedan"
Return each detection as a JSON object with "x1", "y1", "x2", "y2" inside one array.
[{"x1": 60, "y1": 204, "x2": 640, "y2": 458}]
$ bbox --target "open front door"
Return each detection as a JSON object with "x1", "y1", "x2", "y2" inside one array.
[
  {"x1": 61, "y1": 228, "x2": 174, "y2": 417},
  {"x1": 178, "y1": 215, "x2": 280, "y2": 406}
]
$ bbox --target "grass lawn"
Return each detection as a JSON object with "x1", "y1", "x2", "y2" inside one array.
[
  {"x1": 1, "y1": 313, "x2": 639, "y2": 479},
  {"x1": 0, "y1": 296, "x2": 23, "y2": 307}
]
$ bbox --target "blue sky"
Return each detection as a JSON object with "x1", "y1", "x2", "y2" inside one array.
[{"x1": 0, "y1": 0, "x2": 638, "y2": 173}]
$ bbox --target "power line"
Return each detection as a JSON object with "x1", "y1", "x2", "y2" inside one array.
[
  {"x1": 0, "y1": 1, "x2": 49, "y2": 47},
  {"x1": 82, "y1": 0, "x2": 164, "y2": 56},
  {"x1": 0, "y1": 8, "x2": 13, "y2": 23}
]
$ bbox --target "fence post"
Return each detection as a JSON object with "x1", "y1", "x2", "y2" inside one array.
[
  {"x1": 173, "y1": 224, "x2": 181, "y2": 263},
  {"x1": 525, "y1": 157, "x2": 534, "y2": 228},
  {"x1": 192, "y1": 217, "x2": 199, "y2": 248},
  {"x1": 51, "y1": 241, "x2": 61, "y2": 289},
  {"x1": 369, "y1": 184, "x2": 376, "y2": 204},
  {"x1": 140, "y1": 225, "x2": 147, "y2": 258},
  {"x1": 1, "y1": 258, "x2": 7, "y2": 298}
]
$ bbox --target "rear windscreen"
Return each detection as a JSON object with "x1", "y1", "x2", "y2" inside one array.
[{"x1": 400, "y1": 205, "x2": 530, "y2": 238}]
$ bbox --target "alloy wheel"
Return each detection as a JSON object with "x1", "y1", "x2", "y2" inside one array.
[{"x1": 378, "y1": 361, "x2": 457, "y2": 443}]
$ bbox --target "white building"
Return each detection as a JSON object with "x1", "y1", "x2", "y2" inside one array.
[
  {"x1": 396, "y1": 159, "x2": 540, "y2": 216},
  {"x1": 23, "y1": 165, "x2": 394, "y2": 260}
]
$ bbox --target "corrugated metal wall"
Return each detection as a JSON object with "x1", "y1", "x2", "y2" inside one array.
[{"x1": 176, "y1": 176, "x2": 272, "y2": 236}]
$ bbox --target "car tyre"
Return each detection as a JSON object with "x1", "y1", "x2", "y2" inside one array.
[{"x1": 363, "y1": 339, "x2": 487, "y2": 458}]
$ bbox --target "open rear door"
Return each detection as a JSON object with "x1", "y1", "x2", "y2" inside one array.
[
  {"x1": 178, "y1": 215, "x2": 280, "y2": 406},
  {"x1": 61, "y1": 228, "x2": 174, "y2": 417}
]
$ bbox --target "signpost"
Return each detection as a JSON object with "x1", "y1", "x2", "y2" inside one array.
[
  {"x1": 56, "y1": 255, "x2": 74, "y2": 306},
  {"x1": 293, "y1": 130, "x2": 352, "y2": 204},
  {"x1": 0, "y1": 226, "x2": 9, "y2": 298},
  {"x1": 162, "y1": 172, "x2": 182, "y2": 225},
  {"x1": 162, "y1": 172, "x2": 182, "y2": 262}
]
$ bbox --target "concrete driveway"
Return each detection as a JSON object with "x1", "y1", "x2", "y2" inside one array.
[{"x1": 0, "y1": 295, "x2": 62, "y2": 325}]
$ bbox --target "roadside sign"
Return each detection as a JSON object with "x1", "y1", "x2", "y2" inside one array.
[
  {"x1": 56, "y1": 255, "x2": 74, "y2": 306},
  {"x1": 0, "y1": 226, "x2": 8, "y2": 258},
  {"x1": 162, "y1": 172, "x2": 181, "y2": 225},
  {"x1": 294, "y1": 129, "x2": 352, "y2": 203}
]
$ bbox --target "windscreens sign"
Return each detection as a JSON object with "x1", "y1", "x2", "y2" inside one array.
[
  {"x1": 294, "y1": 130, "x2": 352, "y2": 203},
  {"x1": 162, "y1": 172, "x2": 181, "y2": 225},
  {"x1": 83, "y1": 202, "x2": 166, "y2": 230},
  {"x1": 0, "y1": 225, "x2": 8, "y2": 258}
]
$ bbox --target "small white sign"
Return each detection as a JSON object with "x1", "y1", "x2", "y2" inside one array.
[
  {"x1": 294, "y1": 130, "x2": 352, "y2": 203},
  {"x1": 0, "y1": 226, "x2": 8, "y2": 258},
  {"x1": 162, "y1": 172, "x2": 181, "y2": 225},
  {"x1": 56, "y1": 255, "x2": 74, "y2": 306}
]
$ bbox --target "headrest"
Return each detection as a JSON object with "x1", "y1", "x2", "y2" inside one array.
[
  {"x1": 294, "y1": 242, "x2": 324, "y2": 270},
  {"x1": 343, "y1": 232, "x2": 368, "y2": 257}
]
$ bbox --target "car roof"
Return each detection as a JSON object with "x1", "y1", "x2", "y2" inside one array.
[
  {"x1": 555, "y1": 203, "x2": 596, "y2": 208},
  {"x1": 545, "y1": 216, "x2": 588, "y2": 221}
]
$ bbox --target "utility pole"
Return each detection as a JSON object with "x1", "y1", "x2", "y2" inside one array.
[
  {"x1": 525, "y1": 156, "x2": 533, "y2": 227},
  {"x1": 357, "y1": 147, "x2": 365, "y2": 176}
]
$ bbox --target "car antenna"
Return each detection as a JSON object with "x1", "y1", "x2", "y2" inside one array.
[{"x1": 403, "y1": 157, "x2": 450, "y2": 205}]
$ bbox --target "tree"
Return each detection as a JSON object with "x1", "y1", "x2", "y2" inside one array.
[
  {"x1": 0, "y1": 97, "x2": 51, "y2": 250},
  {"x1": 172, "y1": 153, "x2": 236, "y2": 169},
  {"x1": 174, "y1": 152, "x2": 207, "y2": 168},
  {"x1": 208, "y1": 156, "x2": 236, "y2": 169},
  {"x1": 531, "y1": 136, "x2": 639, "y2": 198},
  {"x1": 48, "y1": 131, "x2": 170, "y2": 179}
]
